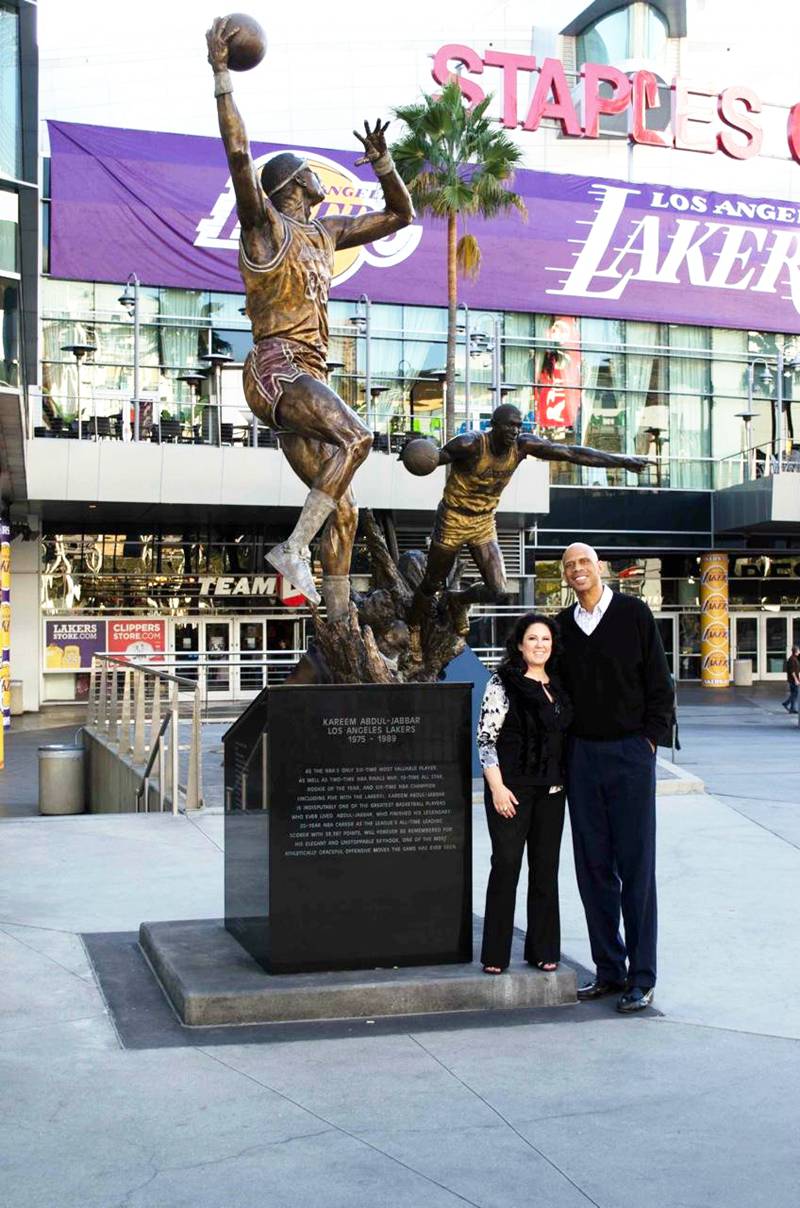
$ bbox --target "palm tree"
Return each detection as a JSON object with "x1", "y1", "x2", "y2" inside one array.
[{"x1": 391, "y1": 81, "x2": 526, "y2": 441}]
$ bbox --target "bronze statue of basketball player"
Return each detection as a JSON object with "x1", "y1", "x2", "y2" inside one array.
[
  {"x1": 207, "y1": 16, "x2": 414, "y2": 617},
  {"x1": 410, "y1": 404, "x2": 649, "y2": 617}
]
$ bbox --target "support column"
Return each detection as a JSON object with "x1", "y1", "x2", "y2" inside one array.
[
  {"x1": 1, "y1": 518, "x2": 10, "y2": 731},
  {"x1": 700, "y1": 552, "x2": 729, "y2": 688}
]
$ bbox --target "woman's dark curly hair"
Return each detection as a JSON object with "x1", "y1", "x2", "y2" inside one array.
[{"x1": 499, "y1": 612, "x2": 561, "y2": 674}]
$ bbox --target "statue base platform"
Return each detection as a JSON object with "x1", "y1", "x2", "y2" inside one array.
[{"x1": 139, "y1": 918, "x2": 577, "y2": 1026}]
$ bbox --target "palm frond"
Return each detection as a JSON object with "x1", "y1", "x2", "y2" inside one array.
[{"x1": 456, "y1": 233, "x2": 482, "y2": 280}]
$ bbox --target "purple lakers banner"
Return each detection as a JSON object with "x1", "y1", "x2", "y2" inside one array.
[{"x1": 48, "y1": 119, "x2": 800, "y2": 333}]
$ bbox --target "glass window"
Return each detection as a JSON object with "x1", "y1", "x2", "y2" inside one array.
[
  {"x1": 746, "y1": 331, "x2": 779, "y2": 462},
  {"x1": 159, "y1": 288, "x2": 207, "y2": 374},
  {"x1": 0, "y1": 277, "x2": 18, "y2": 387},
  {"x1": 580, "y1": 317, "x2": 625, "y2": 485},
  {"x1": 711, "y1": 327, "x2": 748, "y2": 479},
  {"x1": 0, "y1": 186, "x2": 17, "y2": 272},
  {"x1": 211, "y1": 327, "x2": 252, "y2": 363},
  {"x1": 577, "y1": 4, "x2": 669, "y2": 65},
  {"x1": 577, "y1": 8, "x2": 629, "y2": 64},
  {"x1": 625, "y1": 321, "x2": 666, "y2": 478},
  {"x1": 668, "y1": 325, "x2": 711, "y2": 488},
  {"x1": 0, "y1": 4, "x2": 21, "y2": 179},
  {"x1": 206, "y1": 290, "x2": 246, "y2": 322},
  {"x1": 642, "y1": 4, "x2": 669, "y2": 58}
]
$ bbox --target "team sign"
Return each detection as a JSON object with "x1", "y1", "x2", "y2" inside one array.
[{"x1": 432, "y1": 46, "x2": 800, "y2": 162}]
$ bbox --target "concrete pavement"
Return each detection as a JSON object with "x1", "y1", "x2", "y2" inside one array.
[{"x1": 1, "y1": 685, "x2": 799, "y2": 1207}]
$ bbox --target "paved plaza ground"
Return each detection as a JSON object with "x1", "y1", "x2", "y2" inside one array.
[{"x1": 1, "y1": 685, "x2": 798, "y2": 1207}]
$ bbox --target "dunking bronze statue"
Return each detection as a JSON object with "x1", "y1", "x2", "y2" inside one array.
[
  {"x1": 407, "y1": 404, "x2": 649, "y2": 619},
  {"x1": 207, "y1": 16, "x2": 414, "y2": 618}
]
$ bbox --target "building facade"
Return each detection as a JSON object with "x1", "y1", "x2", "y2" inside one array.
[
  {"x1": 11, "y1": 0, "x2": 800, "y2": 708},
  {"x1": 1, "y1": 0, "x2": 39, "y2": 715}
]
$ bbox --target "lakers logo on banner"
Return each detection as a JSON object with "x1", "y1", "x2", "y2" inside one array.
[
  {"x1": 700, "y1": 553, "x2": 729, "y2": 688},
  {"x1": 195, "y1": 150, "x2": 422, "y2": 288}
]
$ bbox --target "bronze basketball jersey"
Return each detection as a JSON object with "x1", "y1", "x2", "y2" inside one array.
[
  {"x1": 442, "y1": 432, "x2": 520, "y2": 517},
  {"x1": 239, "y1": 215, "x2": 335, "y2": 352}
]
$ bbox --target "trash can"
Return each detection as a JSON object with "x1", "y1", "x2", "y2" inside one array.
[
  {"x1": 38, "y1": 745, "x2": 85, "y2": 815},
  {"x1": 733, "y1": 658, "x2": 753, "y2": 687},
  {"x1": 9, "y1": 679, "x2": 23, "y2": 716}
]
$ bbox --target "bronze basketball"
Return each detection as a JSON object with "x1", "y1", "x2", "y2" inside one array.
[
  {"x1": 224, "y1": 13, "x2": 267, "y2": 72},
  {"x1": 401, "y1": 438, "x2": 440, "y2": 477}
]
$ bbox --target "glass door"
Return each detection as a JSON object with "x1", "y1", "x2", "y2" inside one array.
[
  {"x1": 238, "y1": 619, "x2": 266, "y2": 699},
  {"x1": 732, "y1": 614, "x2": 759, "y2": 678},
  {"x1": 204, "y1": 620, "x2": 233, "y2": 698},
  {"x1": 266, "y1": 617, "x2": 298, "y2": 683},
  {"x1": 763, "y1": 614, "x2": 790, "y2": 680},
  {"x1": 173, "y1": 620, "x2": 200, "y2": 695}
]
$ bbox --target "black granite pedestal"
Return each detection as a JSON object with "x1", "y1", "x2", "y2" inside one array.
[{"x1": 224, "y1": 683, "x2": 473, "y2": 974}]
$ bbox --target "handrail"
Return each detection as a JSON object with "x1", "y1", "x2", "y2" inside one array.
[
  {"x1": 87, "y1": 654, "x2": 204, "y2": 814},
  {"x1": 98, "y1": 652, "x2": 198, "y2": 690},
  {"x1": 136, "y1": 712, "x2": 171, "y2": 813}
]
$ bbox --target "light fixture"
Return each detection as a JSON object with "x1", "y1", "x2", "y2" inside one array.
[{"x1": 118, "y1": 274, "x2": 141, "y2": 440}]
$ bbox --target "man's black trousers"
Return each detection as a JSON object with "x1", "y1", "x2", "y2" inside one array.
[
  {"x1": 567, "y1": 736, "x2": 657, "y2": 990},
  {"x1": 481, "y1": 783, "x2": 565, "y2": 970}
]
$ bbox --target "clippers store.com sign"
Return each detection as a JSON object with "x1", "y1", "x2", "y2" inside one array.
[{"x1": 48, "y1": 120, "x2": 800, "y2": 334}]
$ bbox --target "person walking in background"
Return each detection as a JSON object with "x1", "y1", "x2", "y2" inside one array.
[
  {"x1": 558, "y1": 543, "x2": 674, "y2": 1014},
  {"x1": 476, "y1": 614, "x2": 572, "y2": 975},
  {"x1": 782, "y1": 645, "x2": 800, "y2": 713}
]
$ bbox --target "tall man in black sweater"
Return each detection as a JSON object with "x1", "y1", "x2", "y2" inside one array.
[{"x1": 558, "y1": 543, "x2": 674, "y2": 1013}]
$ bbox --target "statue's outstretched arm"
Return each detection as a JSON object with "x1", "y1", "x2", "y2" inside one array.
[
  {"x1": 206, "y1": 17, "x2": 281, "y2": 252},
  {"x1": 518, "y1": 432, "x2": 651, "y2": 474},
  {"x1": 323, "y1": 120, "x2": 415, "y2": 250}
]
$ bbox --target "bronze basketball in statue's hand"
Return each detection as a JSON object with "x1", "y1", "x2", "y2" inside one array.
[
  {"x1": 208, "y1": 13, "x2": 266, "y2": 72},
  {"x1": 401, "y1": 438, "x2": 441, "y2": 477}
]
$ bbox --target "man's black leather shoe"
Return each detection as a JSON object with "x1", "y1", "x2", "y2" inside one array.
[
  {"x1": 576, "y1": 979, "x2": 626, "y2": 1001},
  {"x1": 616, "y1": 986, "x2": 654, "y2": 1013}
]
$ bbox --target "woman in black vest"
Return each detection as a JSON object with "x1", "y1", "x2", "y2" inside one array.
[{"x1": 477, "y1": 613, "x2": 572, "y2": 974}]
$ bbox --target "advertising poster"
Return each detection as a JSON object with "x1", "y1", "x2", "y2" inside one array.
[
  {"x1": 45, "y1": 620, "x2": 106, "y2": 671},
  {"x1": 700, "y1": 553, "x2": 730, "y2": 688},
  {"x1": 107, "y1": 619, "x2": 166, "y2": 662},
  {"x1": 50, "y1": 119, "x2": 800, "y2": 335},
  {"x1": 536, "y1": 317, "x2": 582, "y2": 429}
]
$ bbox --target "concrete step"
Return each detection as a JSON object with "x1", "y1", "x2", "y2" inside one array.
[{"x1": 140, "y1": 916, "x2": 577, "y2": 1027}]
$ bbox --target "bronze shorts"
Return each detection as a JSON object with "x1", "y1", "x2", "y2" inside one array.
[
  {"x1": 432, "y1": 502, "x2": 498, "y2": 550},
  {"x1": 243, "y1": 337, "x2": 327, "y2": 431}
]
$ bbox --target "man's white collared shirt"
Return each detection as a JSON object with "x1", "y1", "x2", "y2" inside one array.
[{"x1": 574, "y1": 584, "x2": 613, "y2": 635}]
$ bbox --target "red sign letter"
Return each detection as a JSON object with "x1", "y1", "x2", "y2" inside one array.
[
  {"x1": 484, "y1": 50, "x2": 537, "y2": 128},
  {"x1": 630, "y1": 70, "x2": 670, "y2": 148},
  {"x1": 788, "y1": 102, "x2": 800, "y2": 163},
  {"x1": 431, "y1": 44, "x2": 485, "y2": 107},
  {"x1": 717, "y1": 86, "x2": 762, "y2": 159},
  {"x1": 582, "y1": 63, "x2": 631, "y2": 138},
  {"x1": 523, "y1": 58, "x2": 581, "y2": 136},
  {"x1": 673, "y1": 79, "x2": 717, "y2": 154}
]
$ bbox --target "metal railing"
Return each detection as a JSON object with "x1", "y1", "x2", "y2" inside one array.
[
  {"x1": 91, "y1": 651, "x2": 303, "y2": 704},
  {"x1": 31, "y1": 400, "x2": 799, "y2": 492},
  {"x1": 717, "y1": 438, "x2": 800, "y2": 484},
  {"x1": 86, "y1": 655, "x2": 203, "y2": 813}
]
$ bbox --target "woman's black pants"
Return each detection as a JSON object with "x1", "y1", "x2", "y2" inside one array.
[{"x1": 480, "y1": 783, "x2": 566, "y2": 970}]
